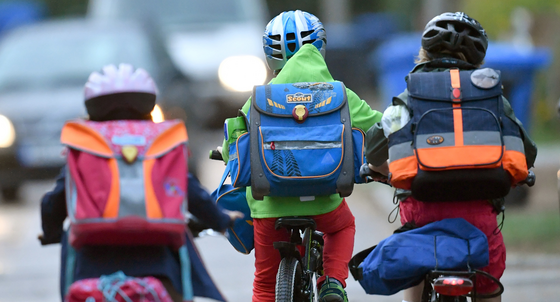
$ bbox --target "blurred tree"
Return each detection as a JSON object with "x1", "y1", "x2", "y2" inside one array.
[
  {"x1": 40, "y1": 0, "x2": 88, "y2": 17},
  {"x1": 462, "y1": 0, "x2": 560, "y2": 40}
]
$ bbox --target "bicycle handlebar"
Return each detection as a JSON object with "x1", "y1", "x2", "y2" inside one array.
[
  {"x1": 519, "y1": 170, "x2": 536, "y2": 187},
  {"x1": 209, "y1": 149, "x2": 223, "y2": 161},
  {"x1": 359, "y1": 163, "x2": 391, "y2": 186}
]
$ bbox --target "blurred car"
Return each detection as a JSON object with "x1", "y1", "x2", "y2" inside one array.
[
  {"x1": 87, "y1": 0, "x2": 271, "y2": 127},
  {"x1": 0, "y1": 17, "x2": 187, "y2": 201}
]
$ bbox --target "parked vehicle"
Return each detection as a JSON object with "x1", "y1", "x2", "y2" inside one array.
[
  {"x1": 87, "y1": 0, "x2": 271, "y2": 127},
  {"x1": 0, "y1": 17, "x2": 187, "y2": 201}
]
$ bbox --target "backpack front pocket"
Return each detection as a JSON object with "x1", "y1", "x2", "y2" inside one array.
[
  {"x1": 259, "y1": 124, "x2": 344, "y2": 179},
  {"x1": 415, "y1": 107, "x2": 504, "y2": 170}
]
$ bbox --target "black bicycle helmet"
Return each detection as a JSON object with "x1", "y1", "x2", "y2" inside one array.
[{"x1": 421, "y1": 12, "x2": 488, "y2": 65}]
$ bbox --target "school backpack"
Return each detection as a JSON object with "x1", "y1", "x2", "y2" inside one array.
[
  {"x1": 387, "y1": 68, "x2": 528, "y2": 202},
  {"x1": 61, "y1": 119, "x2": 189, "y2": 249},
  {"x1": 65, "y1": 271, "x2": 173, "y2": 302},
  {"x1": 226, "y1": 81, "x2": 368, "y2": 200}
]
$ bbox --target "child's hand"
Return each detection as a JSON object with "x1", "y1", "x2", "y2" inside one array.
[
  {"x1": 368, "y1": 162, "x2": 389, "y2": 177},
  {"x1": 224, "y1": 209, "x2": 244, "y2": 222},
  {"x1": 220, "y1": 210, "x2": 245, "y2": 234}
]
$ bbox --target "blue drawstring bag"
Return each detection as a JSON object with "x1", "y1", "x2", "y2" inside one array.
[
  {"x1": 349, "y1": 218, "x2": 489, "y2": 295},
  {"x1": 211, "y1": 161, "x2": 253, "y2": 254}
]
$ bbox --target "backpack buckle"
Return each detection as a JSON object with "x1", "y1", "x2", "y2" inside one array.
[
  {"x1": 451, "y1": 87, "x2": 462, "y2": 101},
  {"x1": 292, "y1": 105, "x2": 309, "y2": 123},
  {"x1": 122, "y1": 145, "x2": 139, "y2": 163}
]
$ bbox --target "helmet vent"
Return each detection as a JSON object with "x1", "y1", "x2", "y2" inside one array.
[
  {"x1": 474, "y1": 42, "x2": 485, "y2": 52},
  {"x1": 300, "y1": 30, "x2": 313, "y2": 38},
  {"x1": 302, "y1": 39, "x2": 315, "y2": 45},
  {"x1": 286, "y1": 33, "x2": 296, "y2": 41},
  {"x1": 424, "y1": 29, "x2": 438, "y2": 38},
  {"x1": 272, "y1": 54, "x2": 283, "y2": 59},
  {"x1": 270, "y1": 44, "x2": 281, "y2": 50},
  {"x1": 287, "y1": 42, "x2": 296, "y2": 52},
  {"x1": 269, "y1": 34, "x2": 281, "y2": 41}
]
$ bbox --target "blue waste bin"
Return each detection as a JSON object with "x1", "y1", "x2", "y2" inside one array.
[
  {"x1": 0, "y1": 1, "x2": 45, "y2": 35},
  {"x1": 370, "y1": 33, "x2": 552, "y2": 132}
]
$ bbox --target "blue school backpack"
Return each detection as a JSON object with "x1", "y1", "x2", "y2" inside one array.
[{"x1": 228, "y1": 81, "x2": 368, "y2": 200}]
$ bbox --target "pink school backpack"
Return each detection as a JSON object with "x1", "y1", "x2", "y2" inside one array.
[{"x1": 61, "y1": 119, "x2": 189, "y2": 249}]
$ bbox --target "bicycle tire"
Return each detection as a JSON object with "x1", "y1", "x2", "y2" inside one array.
[{"x1": 276, "y1": 257, "x2": 303, "y2": 302}]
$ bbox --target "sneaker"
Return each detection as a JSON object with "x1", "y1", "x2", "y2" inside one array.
[{"x1": 318, "y1": 276, "x2": 348, "y2": 302}]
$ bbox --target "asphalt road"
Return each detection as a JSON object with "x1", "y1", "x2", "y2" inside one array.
[{"x1": 0, "y1": 129, "x2": 559, "y2": 301}]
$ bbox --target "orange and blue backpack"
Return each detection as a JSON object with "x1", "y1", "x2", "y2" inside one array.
[
  {"x1": 387, "y1": 68, "x2": 528, "y2": 202},
  {"x1": 60, "y1": 119, "x2": 189, "y2": 249}
]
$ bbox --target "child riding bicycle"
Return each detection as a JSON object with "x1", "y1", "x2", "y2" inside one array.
[
  {"x1": 220, "y1": 10, "x2": 382, "y2": 302},
  {"x1": 40, "y1": 63, "x2": 242, "y2": 302},
  {"x1": 364, "y1": 12, "x2": 538, "y2": 302}
]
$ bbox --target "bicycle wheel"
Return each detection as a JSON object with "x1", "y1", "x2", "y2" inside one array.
[{"x1": 276, "y1": 257, "x2": 303, "y2": 302}]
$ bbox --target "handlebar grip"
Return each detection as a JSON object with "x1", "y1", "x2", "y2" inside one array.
[
  {"x1": 359, "y1": 163, "x2": 390, "y2": 186},
  {"x1": 209, "y1": 149, "x2": 223, "y2": 161},
  {"x1": 521, "y1": 170, "x2": 536, "y2": 187}
]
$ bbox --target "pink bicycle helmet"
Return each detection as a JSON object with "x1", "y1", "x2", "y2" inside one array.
[{"x1": 84, "y1": 63, "x2": 158, "y2": 121}]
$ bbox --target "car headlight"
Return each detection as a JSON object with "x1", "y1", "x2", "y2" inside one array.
[
  {"x1": 0, "y1": 115, "x2": 15, "y2": 148},
  {"x1": 151, "y1": 105, "x2": 165, "y2": 123},
  {"x1": 218, "y1": 55, "x2": 267, "y2": 92}
]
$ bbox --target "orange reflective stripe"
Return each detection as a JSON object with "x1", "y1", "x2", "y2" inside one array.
[
  {"x1": 453, "y1": 105, "x2": 464, "y2": 146},
  {"x1": 388, "y1": 155, "x2": 418, "y2": 190},
  {"x1": 143, "y1": 158, "x2": 163, "y2": 219},
  {"x1": 503, "y1": 150, "x2": 529, "y2": 183},
  {"x1": 450, "y1": 69, "x2": 464, "y2": 146},
  {"x1": 417, "y1": 145, "x2": 503, "y2": 170},
  {"x1": 61, "y1": 122, "x2": 113, "y2": 157},
  {"x1": 146, "y1": 122, "x2": 188, "y2": 158},
  {"x1": 450, "y1": 69, "x2": 461, "y2": 88},
  {"x1": 102, "y1": 158, "x2": 120, "y2": 218}
]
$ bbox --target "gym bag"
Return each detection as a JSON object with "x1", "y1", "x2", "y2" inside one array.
[
  {"x1": 61, "y1": 119, "x2": 189, "y2": 249},
  {"x1": 349, "y1": 218, "x2": 489, "y2": 296},
  {"x1": 388, "y1": 68, "x2": 528, "y2": 201},
  {"x1": 233, "y1": 81, "x2": 367, "y2": 200},
  {"x1": 212, "y1": 160, "x2": 254, "y2": 254}
]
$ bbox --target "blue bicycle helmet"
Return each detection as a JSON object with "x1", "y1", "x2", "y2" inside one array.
[{"x1": 263, "y1": 10, "x2": 327, "y2": 72}]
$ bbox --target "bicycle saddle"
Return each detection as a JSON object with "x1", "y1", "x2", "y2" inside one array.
[{"x1": 275, "y1": 217, "x2": 316, "y2": 231}]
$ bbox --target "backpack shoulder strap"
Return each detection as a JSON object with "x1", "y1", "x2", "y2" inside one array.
[
  {"x1": 336, "y1": 82, "x2": 354, "y2": 197},
  {"x1": 249, "y1": 85, "x2": 270, "y2": 200}
]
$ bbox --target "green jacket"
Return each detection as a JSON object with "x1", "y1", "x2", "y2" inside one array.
[
  {"x1": 365, "y1": 61, "x2": 538, "y2": 171},
  {"x1": 225, "y1": 44, "x2": 382, "y2": 218}
]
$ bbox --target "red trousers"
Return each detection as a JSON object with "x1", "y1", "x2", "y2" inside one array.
[
  {"x1": 252, "y1": 200, "x2": 356, "y2": 302},
  {"x1": 399, "y1": 197, "x2": 506, "y2": 294}
]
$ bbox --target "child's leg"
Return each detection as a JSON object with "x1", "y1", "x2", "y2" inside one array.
[
  {"x1": 314, "y1": 200, "x2": 356, "y2": 287},
  {"x1": 252, "y1": 217, "x2": 291, "y2": 302}
]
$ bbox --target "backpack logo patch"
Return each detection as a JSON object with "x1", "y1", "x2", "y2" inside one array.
[
  {"x1": 286, "y1": 92, "x2": 312, "y2": 103},
  {"x1": 426, "y1": 135, "x2": 444, "y2": 145},
  {"x1": 164, "y1": 178, "x2": 185, "y2": 197}
]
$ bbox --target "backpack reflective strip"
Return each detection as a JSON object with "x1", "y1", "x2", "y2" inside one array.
[
  {"x1": 450, "y1": 69, "x2": 464, "y2": 146},
  {"x1": 102, "y1": 158, "x2": 120, "y2": 218},
  {"x1": 143, "y1": 158, "x2": 164, "y2": 219},
  {"x1": 262, "y1": 141, "x2": 342, "y2": 150},
  {"x1": 416, "y1": 131, "x2": 502, "y2": 149},
  {"x1": 504, "y1": 135, "x2": 525, "y2": 154},
  {"x1": 389, "y1": 141, "x2": 414, "y2": 161}
]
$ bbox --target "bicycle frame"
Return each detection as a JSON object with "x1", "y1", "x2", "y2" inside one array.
[{"x1": 274, "y1": 217, "x2": 324, "y2": 302}]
